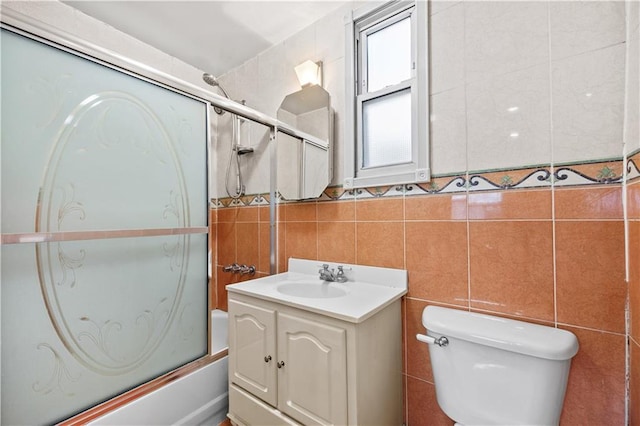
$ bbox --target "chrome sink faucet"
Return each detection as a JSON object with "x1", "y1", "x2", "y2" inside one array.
[
  {"x1": 319, "y1": 264, "x2": 335, "y2": 281},
  {"x1": 319, "y1": 264, "x2": 349, "y2": 283}
]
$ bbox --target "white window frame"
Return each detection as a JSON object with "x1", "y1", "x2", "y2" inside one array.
[{"x1": 344, "y1": 0, "x2": 429, "y2": 189}]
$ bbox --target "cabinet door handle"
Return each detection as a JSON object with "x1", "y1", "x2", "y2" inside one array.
[
  {"x1": 277, "y1": 361, "x2": 285, "y2": 368},
  {"x1": 264, "y1": 355, "x2": 272, "y2": 363}
]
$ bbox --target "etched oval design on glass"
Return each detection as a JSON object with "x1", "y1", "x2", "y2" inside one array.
[{"x1": 35, "y1": 92, "x2": 190, "y2": 375}]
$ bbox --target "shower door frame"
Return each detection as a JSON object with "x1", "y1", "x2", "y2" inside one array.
[{"x1": 0, "y1": 11, "x2": 219, "y2": 425}]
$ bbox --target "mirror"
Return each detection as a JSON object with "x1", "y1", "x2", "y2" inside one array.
[{"x1": 277, "y1": 85, "x2": 333, "y2": 200}]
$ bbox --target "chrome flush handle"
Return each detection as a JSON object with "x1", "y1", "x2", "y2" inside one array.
[{"x1": 416, "y1": 333, "x2": 449, "y2": 347}]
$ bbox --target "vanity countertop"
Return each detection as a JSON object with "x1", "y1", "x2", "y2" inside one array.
[{"x1": 226, "y1": 258, "x2": 408, "y2": 323}]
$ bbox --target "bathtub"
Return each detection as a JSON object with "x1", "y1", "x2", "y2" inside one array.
[{"x1": 89, "y1": 310, "x2": 229, "y2": 425}]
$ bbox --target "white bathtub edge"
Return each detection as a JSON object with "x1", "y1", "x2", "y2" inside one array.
[{"x1": 88, "y1": 310, "x2": 229, "y2": 426}]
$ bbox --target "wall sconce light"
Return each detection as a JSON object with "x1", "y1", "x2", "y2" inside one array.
[{"x1": 294, "y1": 60, "x2": 322, "y2": 87}]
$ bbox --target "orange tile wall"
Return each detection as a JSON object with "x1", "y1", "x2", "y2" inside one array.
[
  {"x1": 212, "y1": 184, "x2": 628, "y2": 424},
  {"x1": 630, "y1": 172, "x2": 640, "y2": 426},
  {"x1": 209, "y1": 205, "x2": 272, "y2": 311}
]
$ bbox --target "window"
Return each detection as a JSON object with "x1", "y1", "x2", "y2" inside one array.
[{"x1": 344, "y1": 1, "x2": 429, "y2": 189}]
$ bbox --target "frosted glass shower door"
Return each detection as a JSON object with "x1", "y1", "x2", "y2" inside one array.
[{"x1": 1, "y1": 28, "x2": 209, "y2": 424}]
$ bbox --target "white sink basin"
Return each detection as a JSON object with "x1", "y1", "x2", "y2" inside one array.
[
  {"x1": 226, "y1": 259, "x2": 408, "y2": 323},
  {"x1": 277, "y1": 280, "x2": 349, "y2": 299}
]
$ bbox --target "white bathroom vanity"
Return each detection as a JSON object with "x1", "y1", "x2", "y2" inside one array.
[{"x1": 226, "y1": 258, "x2": 407, "y2": 426}]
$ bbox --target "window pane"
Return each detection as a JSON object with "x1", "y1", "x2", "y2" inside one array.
[
  {"x1": 366, "y1": 16, "x2": 411, "y2": 92},
  {"x1": 362, "y1": 89, "x2": 411, "y2": 168}
]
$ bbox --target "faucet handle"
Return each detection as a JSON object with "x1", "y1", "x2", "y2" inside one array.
[
  {"x1": 335, "y1": 265, "x2": 350, "y2": 283},
  {"x1": 239, "y1": 264, "x2": 256, "y2": 275},
  {"x1": 223, "y1": 263, "x2": 240, "y2": 273},
  {"x1": 318, "y1": 263, "x2": 330, "y2": 272}
]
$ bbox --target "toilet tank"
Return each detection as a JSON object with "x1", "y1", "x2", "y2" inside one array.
[{"x1": 422, "y1": 306, "x2": 579, "y2": 426}]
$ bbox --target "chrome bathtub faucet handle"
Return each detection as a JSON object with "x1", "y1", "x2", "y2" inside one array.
[
  {"x1": 239, "y1": 265, "x2": 256, "y2": 275},
  {"x1": 223, "y1": 263, "x2": 240, "y2": 273}
]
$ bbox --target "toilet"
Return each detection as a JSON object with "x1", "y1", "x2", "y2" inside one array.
[{"x1": 418, "y1": 306, "x2": 579, "y2": 425}]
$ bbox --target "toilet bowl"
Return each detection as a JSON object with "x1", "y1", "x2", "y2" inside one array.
[{"x1": 417, "y1": 306, "x2": 579, "y2": 425}]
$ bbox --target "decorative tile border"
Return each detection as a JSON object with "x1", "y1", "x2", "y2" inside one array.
[
  {"x1": 209, "y1": 199, "x2": 225, "y2": 209},
  {"x1": 553, "y1": 159, "x2": 623, "y2": 187},
  {"x1": 211, "y1": 193, "x2": 270, "y2": 209},
  {"x1": 408, "y1": 174, "x2": 467, "y2": 195},
  {"x1": 354, "y1": 185, "x2": 406, "y2": 199},
  {"x1": 211, "y1": 158, "x2": 625, "y2": 208},
  {"x1": 468, "y1": 167, "x2": 551, "y2": 192},
  {"x1": 628, "y1": 149, "x2": 640, "y2": 182},
  {"x1": 248, "y1": 194, "x2": 270, "y2": 206},
  {"x1": 320, "y1": 186, "x2": 356, "y2": 201}
]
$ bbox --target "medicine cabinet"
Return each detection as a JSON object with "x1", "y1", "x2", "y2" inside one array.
[{"x1": 276, "y1": 85, "x2": 333, "y2": 200}]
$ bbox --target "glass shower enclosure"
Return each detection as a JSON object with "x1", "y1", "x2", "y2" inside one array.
[{"x1": 1, "y1": 27, "x2": 209, "y2": 424}]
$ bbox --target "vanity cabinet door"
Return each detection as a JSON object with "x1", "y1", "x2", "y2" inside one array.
[
  {"x1": 276, "y1": 312, "x2": 348, "y2": 426},
  {"x1": 229, "y1": 299, "x2": 278, "y2": 407}
]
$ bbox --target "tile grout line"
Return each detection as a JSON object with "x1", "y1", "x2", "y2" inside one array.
[
  {"x1": 404, "y1": 372, "x2": 434, "y2": 386},
  {"x1": 402, "y1": 185, "x2": 409, "y2": 424},
  {"x1": 556, "y1": 321, "x2": 629, "y2": 338},
  {"x1": 353, "y1": 196, "x2": 358, "y2": 266},
  {"x1": 622, "y1": 4, "x2": 632, "y2": 424},
  {"x1": 403, "y1": 189, "x2": 407, "y2": 271},
  {"x1": 546, "y1": 1, "x2": 559, "y2": 329},
  {"x1": 402, "y1": 299, "x2": 409, "y2": 425},
  {"x1": 401, "y1": 190, "x2": 408, "y2": 424},
  {"x1": 461, "y1": 0, "x2": 472, "y2": 313},
  {"x1": 403, "y1": 295, "x2": 629, "y2": 337}
]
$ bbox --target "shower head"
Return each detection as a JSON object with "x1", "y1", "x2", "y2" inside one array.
[
  {"x1": 202, "y1": 73, "x2": 230, "y2": 98},
  {"x1": 202, "y1": 73, "x2": 220, "y2": 87},
  {"x1": 202, "y1": 73, "x2": 231, "y2": 115}
]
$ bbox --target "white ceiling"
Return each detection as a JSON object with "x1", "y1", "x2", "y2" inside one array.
[{"x1": 63, "y1": 1, "x2": 347, "y2": 78}]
